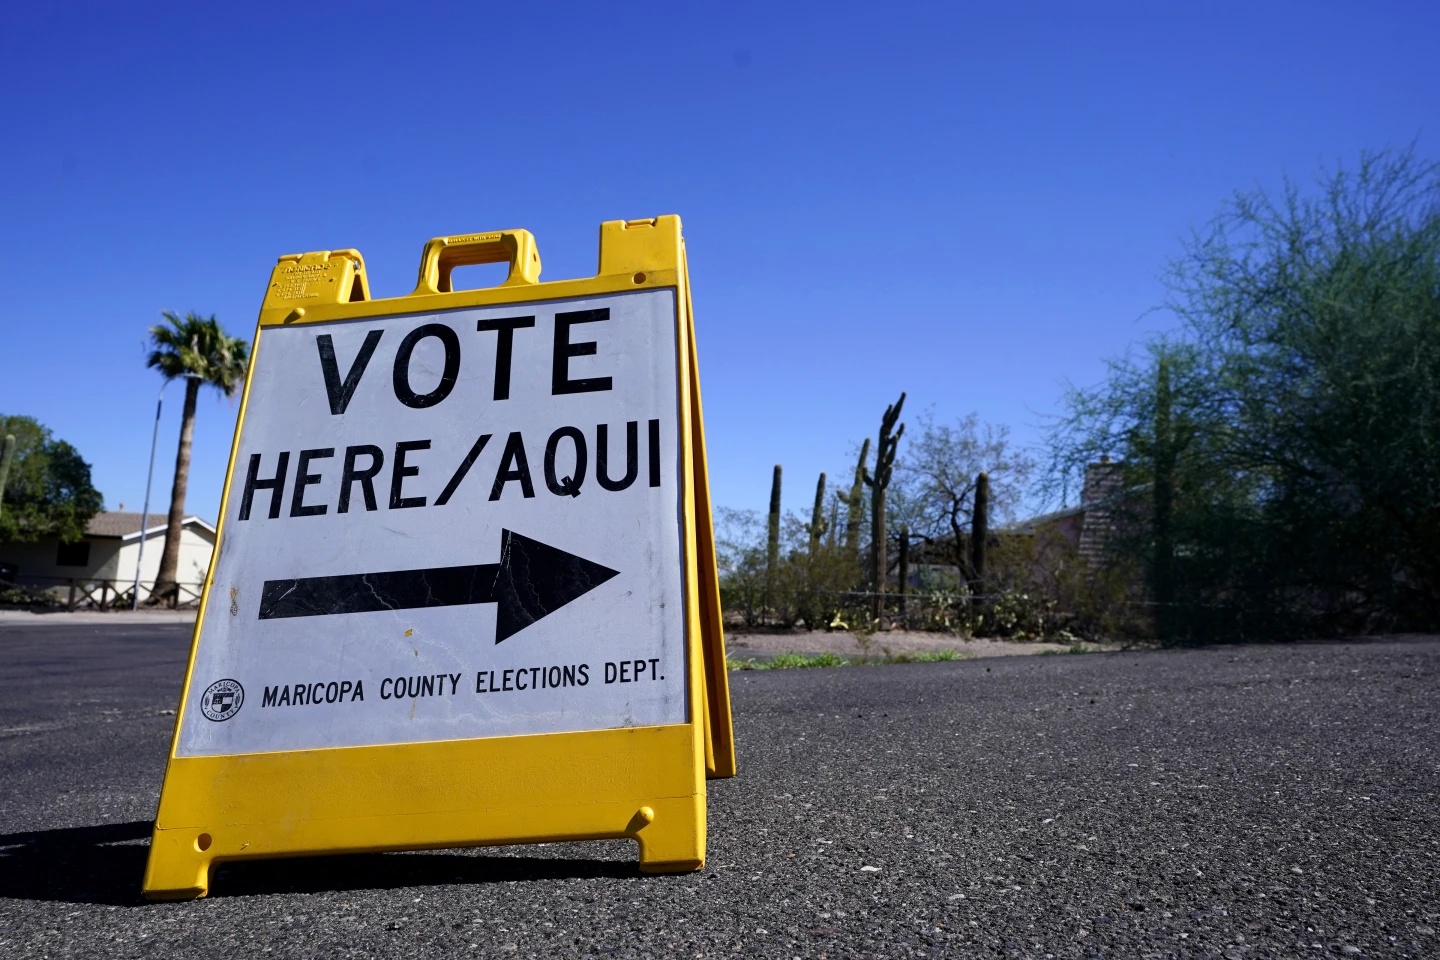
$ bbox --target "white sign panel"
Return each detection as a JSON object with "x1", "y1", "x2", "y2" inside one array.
[{"x1": 175, "y1": 290, "x2": 686, "y2": 757}]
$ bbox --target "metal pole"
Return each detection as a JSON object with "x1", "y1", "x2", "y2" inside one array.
[{"x1": 132, "y1": 385, "x2": 166, "y2": 610}]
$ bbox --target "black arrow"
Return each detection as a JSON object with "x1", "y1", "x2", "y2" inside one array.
[{"x1": 257, "y1": 529, "x2": 619, "y2": 643}]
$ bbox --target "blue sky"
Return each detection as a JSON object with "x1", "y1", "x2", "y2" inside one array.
[{"x1": 1, "y1": 1, "x2": 1435, "y2": 528}]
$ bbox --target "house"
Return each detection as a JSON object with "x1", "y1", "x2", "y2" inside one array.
[
  {"x1": 904, "y1": 459, "x2": 1132, "y2": 587},
  {"x1": 999, "y1": 458, "x2": 1129, "y2": 564},
  {"x1": 0, "y1": 511, "x2": 216, "y2": 605}
]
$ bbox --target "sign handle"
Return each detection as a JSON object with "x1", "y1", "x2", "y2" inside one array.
[{"x1": 412, "y1": 229, "x2": 542, "y2": 294}]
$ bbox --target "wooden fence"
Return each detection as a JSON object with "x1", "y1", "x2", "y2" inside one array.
[{"x1": 2, "y1": 575, "x2": 205, "y2": 611}]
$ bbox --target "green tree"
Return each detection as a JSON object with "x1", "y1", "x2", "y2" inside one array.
[
  {"x1": 146, "y1": 311, "x2": 249, "y2": 603},
  {"x1": 890, "y1": 409, "x2": 1034, "y2": 589},
  {"x1": 715, "y1": 507, "x2": 770, "y2": 628},
  {"x1": 0, "y1": 415, "x2": 104, "y2": 543},
  {"x1": 1046, "y1": 339, "x2": 1228, "y2": 637},
  {"x1": 1047, "y1": 148, "x2": 1440, "y2": 639}
]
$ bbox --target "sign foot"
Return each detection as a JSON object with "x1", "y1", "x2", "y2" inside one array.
[
  {"x1": 143, "y1": 828, "x2": 213, "y2": 900},
  {"x1": 629, "y1": 797, "x2": 705, "y2": 874}
]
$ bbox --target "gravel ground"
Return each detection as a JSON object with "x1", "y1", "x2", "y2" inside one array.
[
  {"x1": 725, "y1": 629, "x2": 1116, "y2": 660},
  {"x1": 1, "y1": 622, "x2": 1436, "y2": 958},
  {"x1": 0, "y1": 613, "x2": 1109, "y2": 658},
  {"x1": 0, "y1": 609, "x2": 198, "y2": 626}
]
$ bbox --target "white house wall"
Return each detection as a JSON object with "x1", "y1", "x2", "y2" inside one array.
[
  {"x1": 0, "y1": 539, "x2": 124, "y2": 583},
  {"x1": 113, "y1": 526, "x2": 214, "y2": 600},
  {"x1": 2, "y1": 524, "x2": 214, "y2": 602}
]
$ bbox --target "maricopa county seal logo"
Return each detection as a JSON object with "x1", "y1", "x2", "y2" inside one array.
[{"x1": 201, "y1": 679, "x2": 244, "y2": 721}]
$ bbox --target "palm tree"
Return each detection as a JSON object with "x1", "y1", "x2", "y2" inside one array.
[{"x1": 146, "y1": 311, "x2": 249, "y2": 605}]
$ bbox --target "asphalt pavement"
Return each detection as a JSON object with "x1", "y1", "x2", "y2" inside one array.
[{"x1": 1, "y1": 619, "x2": 1436, "y2": 959}]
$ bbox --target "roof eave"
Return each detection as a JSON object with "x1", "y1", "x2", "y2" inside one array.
[{"x1": 115, "y1": 516, "x2": 217, "y2": 542}]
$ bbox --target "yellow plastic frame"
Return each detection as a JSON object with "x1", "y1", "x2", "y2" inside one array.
[{"x1": 143, "y1": 216, "x2": 735, "y2": 900}]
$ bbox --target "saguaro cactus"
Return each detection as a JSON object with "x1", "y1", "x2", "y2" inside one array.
[
  {"x1": 971, "y1": 471, "x2": 989, "y2": 588},
  {"x1": 843, "y1": 438, "x2": 870, "y2": 559},
  {"x1": 765, "y1": 464, "x2": 782, "y2": 616},
  {"x1": 808, "y1": 472, "x2": 828, "y2": 556},
  {"x1": 0, "y1": 434, "x2": 14, "y2": 520},
  {"x1": 1152, "y1": 357, "x2": 1176, "y2": 639},
  {"x1": 864, "y1": 392, "x2": 906, "y2": 620}
]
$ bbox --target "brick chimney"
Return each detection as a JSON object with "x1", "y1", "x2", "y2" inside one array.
[
  {"x1": 1081, "y1": 456, "x2": 1124, "y2": 506},
  {"x1": 1078, "y1": 457, "x2": 1124, "y2": 565}
]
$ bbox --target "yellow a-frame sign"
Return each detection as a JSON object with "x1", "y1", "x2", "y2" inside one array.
[{"x1": 144, "y1": 216, "x2": 735, "y2": 900}]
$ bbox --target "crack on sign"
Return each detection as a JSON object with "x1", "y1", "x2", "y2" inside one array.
[
  {"x1": 359, "y1": 574, "x2": 397, "y2": 612},
  {"x1": 494, "y1": 533, "x2": 513, "y2": 594}
]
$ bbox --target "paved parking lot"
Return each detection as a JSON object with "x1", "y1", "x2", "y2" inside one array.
[{"x1": 1, "y1": 620, "x2": 1436, "y2": 958}]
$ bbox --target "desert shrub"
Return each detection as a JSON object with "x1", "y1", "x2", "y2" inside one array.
[{"x1": 718, "y1": 508, "x2": 863, "y2": 629}]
